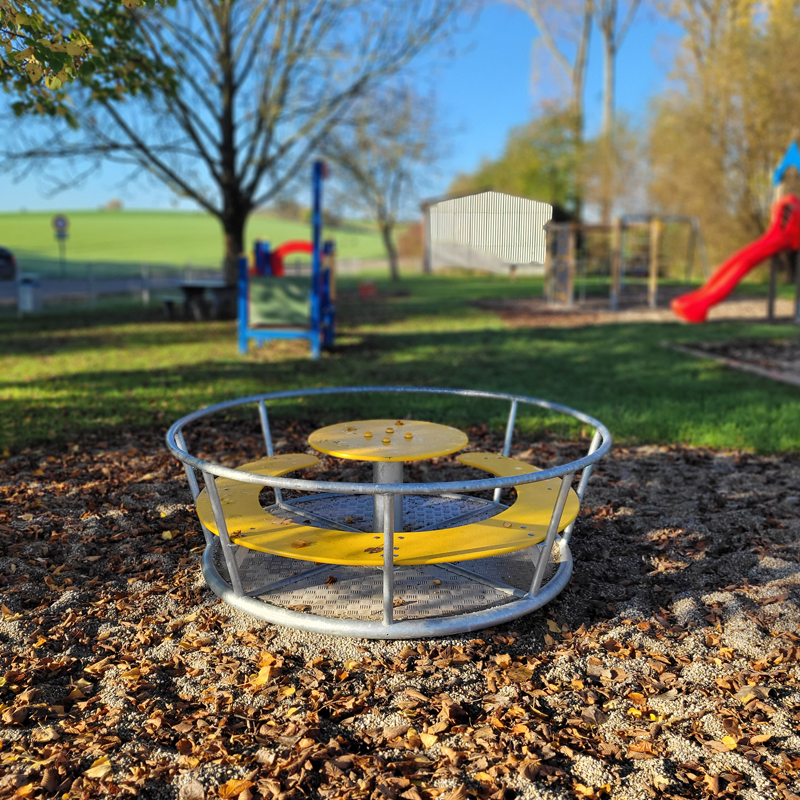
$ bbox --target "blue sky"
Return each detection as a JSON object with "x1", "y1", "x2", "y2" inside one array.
[{"x1": 0, "y1": 3, "x2": 681, "y2": 213}]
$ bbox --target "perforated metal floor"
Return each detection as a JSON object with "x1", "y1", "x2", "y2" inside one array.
[{"x1": 213, "y1": 494, "x2": 559, "y2": 621}]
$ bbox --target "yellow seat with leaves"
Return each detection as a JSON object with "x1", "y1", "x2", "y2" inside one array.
[{"x1": 195, "y1": 452, "x2": 579, "y2": 566}]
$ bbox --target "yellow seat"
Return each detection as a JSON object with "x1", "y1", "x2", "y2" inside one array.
[{"x1": 196, "y1": 452, "x2": 579, "y2": 566}]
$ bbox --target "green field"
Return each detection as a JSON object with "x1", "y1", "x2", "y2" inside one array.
[
  {"x1": 2, "y1": 272, "x2": 800, "y2": 456},
  {"x1": 0, "y1": 210, "x2": 388, "y2": 278}
]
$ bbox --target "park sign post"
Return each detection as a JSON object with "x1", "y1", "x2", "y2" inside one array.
[{"x1": 52, "y1": 215, "x2": 69, "y2": 277}]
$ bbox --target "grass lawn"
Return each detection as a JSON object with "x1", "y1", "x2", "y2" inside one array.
[
  {"x1": 0, "y1": 210, "x2": 389, "y2": 278},
  {"x1": 3, "y1": 272, "x2": 800, "y2": 455}
]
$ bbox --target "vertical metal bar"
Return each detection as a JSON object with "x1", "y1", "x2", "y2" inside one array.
[
  {"x1": 382, "y1": 494, "x2": 395, "y2": 626},
  {"x1": 176, "y1": 431, "x2": 213, "y2": 549},
  {"x1": 501, "y1": 399, "x2": 518, "y2": 457},
  {"x1": 795, "y1": 248, "x2": 800, "y2": 324},
  {"x1": 610, "y1": 218, "x2": 622, "y2": 311},
  {"x1": 373, "y1": 462, "x2": 403, "y2": 532},
  {"x1": 561, "y1": 429, "x2": 602, "y2": 546},
  {"x1": 544, "y1": 224, "x2": 553, "y2": 304},
  {"x1": 238, "y1": 254, "x2": 249, "y2": 355},
  {"x1": 257, "y1": 400, "x2": 282, "y2": 503},
  {"x1": 529, "y1": 472, "x2": 574, "y2": 597},
  {"x1": 175, "y1": 430, "x2": 201, "y2": 501},
  {"x1": 493, "y1": 400, "x2": 518, "y2": 503},
  {"x1": 567, "y1": 225, "x2": 576, "y2": 309},
  {"x1": 202, "y1": 471, "x2": 244, "y2": 597},
  {"x1": 648, "y1": 217, "x2": 661, "y2": 309},
  {"x1": 685, "y1": 224, "x2": 697, "y2": 284},
  {"x1": 768, "y1": 255, "x2": 778, "y2": 322}
]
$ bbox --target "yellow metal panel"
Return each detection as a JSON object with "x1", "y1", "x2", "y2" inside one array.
[
  {"x1": 196, "y1": 453, "x2": 319, "y2": 535},
  {"x1": 195, "y1": 451, "x2": 579, "y2": 567},
  {"x1": 308, "y1": 419, "x2": 468, "y2": 462}
]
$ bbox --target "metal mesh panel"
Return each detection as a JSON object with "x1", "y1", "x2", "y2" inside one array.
[{"x1": 213, "y1": 494, "x2": 561, "y2": 621}]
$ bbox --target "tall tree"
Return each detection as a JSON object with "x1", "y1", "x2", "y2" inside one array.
[
  {"x1": 589, "y1": 0, "x2": 641, "y2": 223},
  {"x1": 448, "y1": 104, "x2": 582, "y2": 217},
  {"x1": 1, "y1": 0, "x2": 174, "y2": 124},
  {"x1": 649, "y1": 0, "x2": 798, "y2": 262},
  {"x1": 323, "y1": 85, "x2": 438, "y2": 281},
  {"x1": 4, "y1": 0, "x2": 458, "y2": 284},
  {"x1": 592, "y1": 0, "x2": 641, "y2": 137},
  {"x1": 509, "y1": 0, "x2": 593, "y2": 142},
  {"x1": 510, "y1": 0, "x2": 592, "y2": 222}
]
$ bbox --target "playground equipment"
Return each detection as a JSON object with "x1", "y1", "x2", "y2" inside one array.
[
  {"x1": 238, "y1": 160, "x2": 336, "y2": 358},
  {"x1": 545, "y1": 216, "x2": 707, "y2": 310},
  {"x1": 167, "y1": 386, "x2": 611, "y2": 639},
  {"x1": 672, "y1": 142, "x2": 800, "y2": 324}
]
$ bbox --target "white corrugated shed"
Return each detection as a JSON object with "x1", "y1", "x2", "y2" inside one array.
[{"x1": 427, "y1": 191, "x2": 553, "y2": 267}]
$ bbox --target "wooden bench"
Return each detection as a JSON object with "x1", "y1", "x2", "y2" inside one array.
[{"x1": 195, "y1": 452, "x2": 579, "y2": 567}]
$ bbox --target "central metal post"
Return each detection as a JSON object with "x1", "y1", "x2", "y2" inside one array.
[
  {"x1": 373, "y1": 462, "x2": 403, "y2": 533},
  {"x1": 381, "y1": 494, "x2": 396, "y2": 626}
]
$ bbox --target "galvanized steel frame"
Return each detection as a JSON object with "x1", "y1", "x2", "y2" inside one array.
[{"x1": 166, "y1": 386, "x2": 611, "y2": 639}]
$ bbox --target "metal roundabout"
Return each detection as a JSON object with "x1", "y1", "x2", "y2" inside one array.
[{"x1": 166, "y1": 387, "x2": 611, "y2": 639}]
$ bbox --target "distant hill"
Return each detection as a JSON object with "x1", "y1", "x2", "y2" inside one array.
[{"x1": 0, "y1": 210, "x2": 386, "y2": 278}]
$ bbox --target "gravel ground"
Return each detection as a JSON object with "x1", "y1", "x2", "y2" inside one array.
[
  {"x1": 474, "y1": 295, "x2": 796, "y2": 328},
  {"x1": 1, "y1": 421, "x2": 800, "y2": 800}
]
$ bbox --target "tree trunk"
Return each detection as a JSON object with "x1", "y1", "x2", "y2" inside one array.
[
  {"x1": 600, "y1": 25, "x2": 616, "y2": 224},
  {"x1": 602, "y1": 34, "x2": 615, "y2": 138},
  {"x1": 380, "y1": 220, "x2": 400, "y2": 281},
  {"x1": 571, "y1": 2, "x2": 592, "y2": 222},
  {"x1": 221, "y1": 212, "x2": 246, "y2": 286}
]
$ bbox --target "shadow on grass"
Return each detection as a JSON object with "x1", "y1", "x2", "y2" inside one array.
[{"x1": 4, "y1": 321, "x2": 800, "y2": 454}]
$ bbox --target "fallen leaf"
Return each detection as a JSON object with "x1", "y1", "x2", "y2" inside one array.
[
  {"x1": 40, "y1": 769, "x2": 60, "y2": 793},
  {"x1": 84, "y1": 756, "x2": 113, "y2": 779},
  {"x1": 440, "y1": 786, "x2": 467, "y2": 800},
  {"x1": 291, "y1": 539, "x2": 313, "y2": 548},
  {"x1": 120, "y1": 668, "x2": 141, "y2": 680},
  {"x1": 507, "y1": 665, "x2": 533, "y2": 683},
  {"x1": 581, "y1": 706, "x2": 608, "y2": 727},
  {"x1": 756, "y1": 592, "x2": 789, "y2": 606},
  {"x1": 733, "y1": 685, "x2": 770, "y2": 703},
  {"x1": 218, "y1": 779, "x2": 254, "y2": 799}
]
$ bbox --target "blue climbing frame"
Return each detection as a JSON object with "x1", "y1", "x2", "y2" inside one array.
[{"x1": 238, "y1": 160, "x2": 336, "y2": 359}]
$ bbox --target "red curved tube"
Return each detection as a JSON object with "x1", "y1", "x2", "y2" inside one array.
[
  {"x1": 671, "y1": 195, "x2": 800, "y2": 323},
  {"x1": 270, "y1": 240, "x2": 313, "y2": 277}
]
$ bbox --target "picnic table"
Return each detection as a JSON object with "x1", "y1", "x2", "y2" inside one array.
[{"x1": 164, "y1": 280, "x2": 233, "y2": 320}]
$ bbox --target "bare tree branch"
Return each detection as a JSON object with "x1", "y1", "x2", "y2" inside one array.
[{"x1": 4, "y1": 0, "x2": 459, "y2": 283}]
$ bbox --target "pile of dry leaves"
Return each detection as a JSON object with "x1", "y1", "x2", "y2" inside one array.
[{"x1": 1, "y1": 421, "x2": 800, "y2": 800}]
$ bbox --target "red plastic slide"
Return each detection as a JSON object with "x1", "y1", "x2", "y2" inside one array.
[{"x1": 671, "y1": 194, "x2": 800, "y2": 323}]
